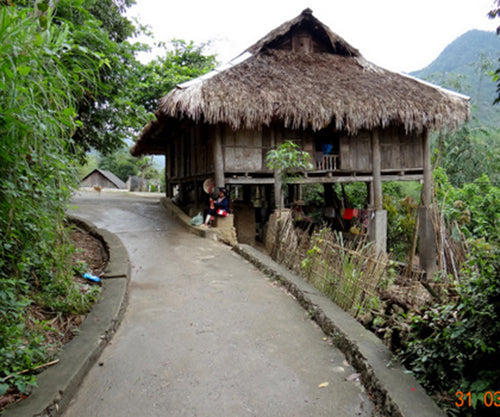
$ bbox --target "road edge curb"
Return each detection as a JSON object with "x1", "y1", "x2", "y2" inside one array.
[
  {"x1": 233, "y1": 243, "x2": 446, "y2": 417},
  {"x1": 3, "y1": 216, "x2": 130, "y2": 417}
]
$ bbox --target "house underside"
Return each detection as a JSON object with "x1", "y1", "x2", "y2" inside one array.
[{"x1": 145, "y1": 118, "x2": 432, "y2": 261}]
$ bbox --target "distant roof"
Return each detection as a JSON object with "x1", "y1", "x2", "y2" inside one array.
[
  {"x1": 81, "y1": 169, "x2": 126, "y2": 189},
  {"x1": 132, "y1": 8, "x2": 470, "y2": 156}
]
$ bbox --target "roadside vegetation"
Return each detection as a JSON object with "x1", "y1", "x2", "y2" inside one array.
[
  {"x1": 0, "y1": 0, "x2": 215, "y2": 404},
  {"x1": 276, "y1": 153, "x2": 499, "y2": 417}
]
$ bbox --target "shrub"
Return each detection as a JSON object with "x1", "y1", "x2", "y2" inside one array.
[
  {"x1": 399, "y1": 170, "x2": 500, "y2": 415},
  {"x1": 0, "y1": 5, "x2": 103, "y2": 395}
]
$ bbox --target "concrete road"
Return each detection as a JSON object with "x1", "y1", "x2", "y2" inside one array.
[{"x1": 64, "y1": 191, "x2": 374, "y2": 417}]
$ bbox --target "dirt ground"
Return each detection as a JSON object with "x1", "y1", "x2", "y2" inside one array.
[
  {"x1": 70, "y1": 229, "x2": 108, "y2": 277},
  {"x1": 0, "y1": 229, "x2": 108, "y2": 412}
]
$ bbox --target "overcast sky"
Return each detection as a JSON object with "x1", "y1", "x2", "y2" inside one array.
[{"x1": 128, "y1": 0, "x2": 498, "y2": 73}]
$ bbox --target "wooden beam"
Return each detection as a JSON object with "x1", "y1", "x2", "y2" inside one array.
[{"x1": 225, "y1": 174, "x2": 423, "y2": 186}]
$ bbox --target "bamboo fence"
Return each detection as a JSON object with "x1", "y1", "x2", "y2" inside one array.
[{"x1": 271, "y1": 212, "x2": 391, "y2": 317}]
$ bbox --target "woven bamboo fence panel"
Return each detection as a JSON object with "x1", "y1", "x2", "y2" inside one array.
[{"x1": 271, "y1": 212, "x2": 391, "y2": 317}]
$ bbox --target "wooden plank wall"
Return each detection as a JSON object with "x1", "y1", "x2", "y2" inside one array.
[
  {"x1": 223, "y1": 127, "x2": 263, "y2": 172},
  {"x1": 221, "y1": 124, "x2": 310, "y2": 174},
  {"x1": 340, "y1": 128, "x2": 423, "y2": 172},
  {"x1": 166, "y1": 123, "x2": 424, "y2": 180},
  {"x1": 340, "y1": 131, "x2": 372, "y2": 171}
]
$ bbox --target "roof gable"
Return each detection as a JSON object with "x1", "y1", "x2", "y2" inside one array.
[
  {"x1": 246, "y1": 8, "x2": 360, "y2": 57},
  {"x1": 81, "y1": 169, "x2": 126, "y2": 189}
]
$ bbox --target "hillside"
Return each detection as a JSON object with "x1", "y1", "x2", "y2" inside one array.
[{"x1": 410, "y1": 30, "x2": 500, "y2": 128}]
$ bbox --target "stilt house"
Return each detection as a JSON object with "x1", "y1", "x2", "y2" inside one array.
[{"x1": 131, "y1": 9, "x2": 469, "y2": 269}]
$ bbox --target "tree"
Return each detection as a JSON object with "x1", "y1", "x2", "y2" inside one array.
[
  {"x1": 433, "y1": 125, "x2": 499, "y2": 188},
  {"x1": 265, "y1": 141, "x2": 313, "y2": 209},
  {"x1": 9, "y1": 0, "x2": 150, "y2": 158},
  {"x1": 488, "y1": 0, "x2": 500, "y2": 103},
  {"x1": 133, "y1": 39, "x2": 218, "y2": 114},
  {"x1": 48, "y1": 0, "x2": 149, "y2": 158},
  {"x1": 0, "y1": 0, "x2": 217, "y2": 396},
  {"x1": 98, "y1": 148, "x2": 139, "y2": 182}
]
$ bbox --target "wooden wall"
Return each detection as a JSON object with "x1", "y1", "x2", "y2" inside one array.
[
  {"x1": 166, "y1": 123, "x2": 213, "y2": 179},
  {"x1": 340, "y1": 131, "x2": 372, "y2": 171},
  {"x1": 223, "y1": 128, "x2": 263, "y2": 172},
  {"x1": 220, "y1": 124, "x2": 309, "y2": 174},
  {"x1": 340, "y1": 127, "x2": 423, "y2": 172},
  {"x1": 165, "y1": 123, "x2": 424, "y2": 180}
]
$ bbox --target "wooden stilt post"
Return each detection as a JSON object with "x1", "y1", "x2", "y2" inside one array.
[
  {"x1": 164, "y1": 144, "x2": 171, "y2": 198},
  {"x1": 369, "y1": 129, "x2": 387, "y2": 253},
  {"x1": 372, "y1": 129, "x2": 382, "y2": 211},
  {"x1": 422, "y1": 128, "x2": 432, "y2": 208},
  {"x1": 419, "y1": 128, "x2": 438, "y2": 276},
  {"x1": 324, "y1": 183, "x2": 334, "y2": 206},
  {"x1": 213, "y1": 124, "x2": 225, "y2": 189},
  {"x1": 274, "y1": 170, "x2": 284, "y2": 209},
  {"x1": 366, "y1": 181, "x2": 374, "y2": 208},
  {"x1": 243, "y1": 185, "x2": 252, "y2": 204}
]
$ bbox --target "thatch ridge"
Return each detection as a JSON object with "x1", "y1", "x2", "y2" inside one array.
[{"x1": 246, "y1": 8, "x2": 361, "y2": 58}]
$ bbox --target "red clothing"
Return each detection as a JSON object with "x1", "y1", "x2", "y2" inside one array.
[{"x1": 343, "y1": 208, "x2": 354, "y2": 220}]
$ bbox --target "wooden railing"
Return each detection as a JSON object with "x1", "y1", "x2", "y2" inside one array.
[{"x1": 315, "y1": 154, "x2": 339, "y2": 171}]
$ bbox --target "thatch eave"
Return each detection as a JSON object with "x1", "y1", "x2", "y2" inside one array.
[{"x1": 156, "y1": 50, "x2": 469, "y2": 135}]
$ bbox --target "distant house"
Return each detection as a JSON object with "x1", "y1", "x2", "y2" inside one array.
[
  {"x1": 80, "y1": 169, "x2": 126, "y2": 190},
  {"x1": 131, "y1": 9, "x2": 469, "y2": 271}
]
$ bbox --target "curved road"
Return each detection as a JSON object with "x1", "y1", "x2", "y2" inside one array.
[{"x1": 64, "y1": 191, "x2": 374, "y2": 417}]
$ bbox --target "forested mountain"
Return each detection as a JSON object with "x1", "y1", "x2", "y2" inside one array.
[{"x1": 410, "y1": 30, "x2": 500, "y2": 128}]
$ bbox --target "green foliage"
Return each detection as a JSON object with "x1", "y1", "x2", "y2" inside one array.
[
  {"x1": 300, "y1": 184, "x2": 325, "y2": 222},
  {"x1": 265, "y1": 140, "x2": 313, "y2": 176},
  {"x1": 339, "y1": 182, "x2": 367, "y2": 208},
  {"x1": 383, "y1": 194, "x2": 419, "y2": 262},
  {"x1": 401, "y1": 243, "x2": 500, "y2": 415},
  {"x1": 266, "y1": 140, "x2": 313, "y2": 208},
  {"x1": 49, "y1": 0, "x2": 149, "y2": 158},
  {"x1": 434, "y1": 168, "x2": 500, "y2": 245},
  {"x1": 375, "y1": 182, "x2": 421, "y2": 261},
  {"x1": 488, "y1": 1, "x2": 500, "y2": 104},
  {"x1": 77, "y1": 152, "x2": 99, "y2": 179},
  {"x1": 398, "y1": 170, "x2": 500, "y2": 415},
  {"x1": 134, "y1": 39, "x2": 218, "y2": 114},
  {"x1": 0, "y1": 4, "x2": 103, "y2": 395},
  {"x1": 432, "y1": 126, "x2": 500, "y2": 188},
  {"x1": 98, "y1": 147, "x2": 139, "y2": 182}
]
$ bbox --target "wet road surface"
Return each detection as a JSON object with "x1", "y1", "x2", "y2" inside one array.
[{"x1": 63, "y1": 191, "x2": 374, "y2": 417}]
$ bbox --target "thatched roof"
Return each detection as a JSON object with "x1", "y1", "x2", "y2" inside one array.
[
  {"x1": 80, "y1": 169, "x2": 126, "y2": 189},
  {"x1": 132, "y1": 9, "x2": 469, "y2": 156}
]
